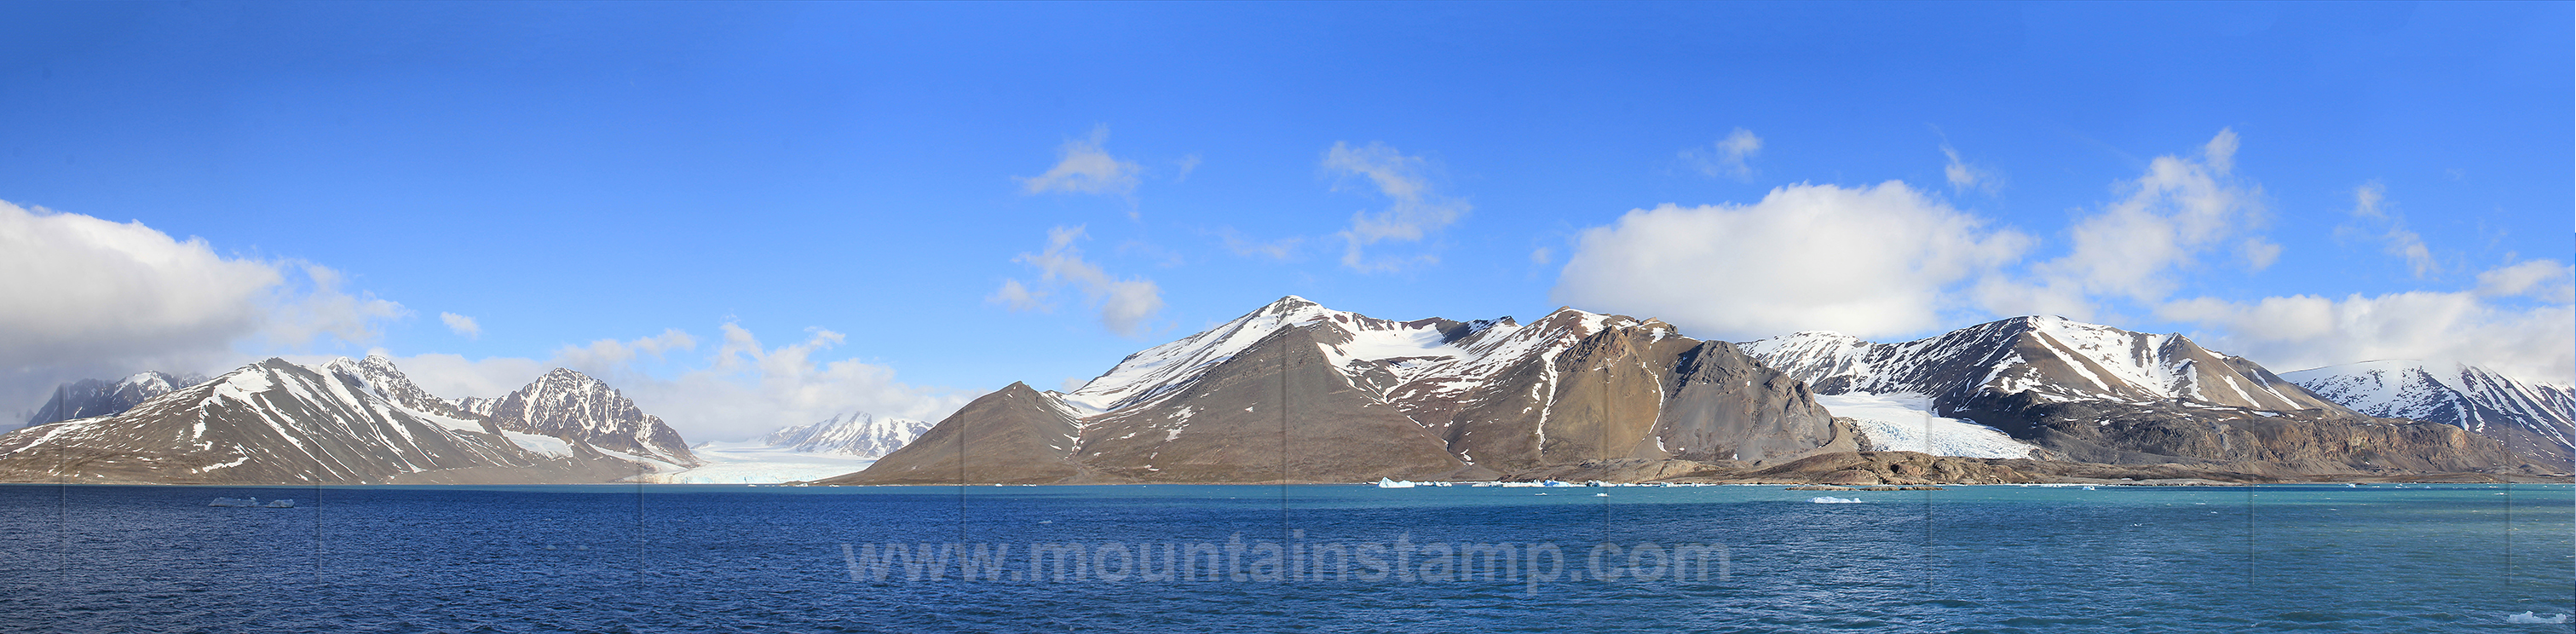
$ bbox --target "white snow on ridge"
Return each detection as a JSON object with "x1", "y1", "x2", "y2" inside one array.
[
  {"x1": 1815, "y1": 393, "x2": 2038, "y2": 458},
  {"x1": 2285, "y1": 360, "x2": 2576, "y2": 450},
  {"x1": 503, "y1": 431, "x2": 573, "y2": 458}
]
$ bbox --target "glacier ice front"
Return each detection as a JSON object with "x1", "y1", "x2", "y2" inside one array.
[{"x1": 1813, "y1": 393, "x2": 2038, "y2": 458}]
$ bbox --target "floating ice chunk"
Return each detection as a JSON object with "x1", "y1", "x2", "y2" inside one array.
[
  {"x1": 1809, "y1": 496, "x2": 1865, "y2": 504},
  {"x1": 2505, "y1": 612, "x2": 2569, "y2": 624}
]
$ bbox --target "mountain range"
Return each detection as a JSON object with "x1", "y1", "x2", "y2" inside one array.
[
  {"x1": 830, "y1": 298, "x2": 2556, "y2": 485},
  {"x1": 833, "y1": 296, "x2": 1861, "y2": 485},
  {"x1": 22, "y1": 371, "x2": 208, "y2": 429},
  {"x1": 758, "y1": 412, "x2": 932, "y2": 459},
  {"x1": 2285, "y1": 360, "x2": 2574, "y2": 465},
  {"x1": 0, "y1": 355, "x2": 696, "y2": 484},
  {"x1": 5, "y1": 297, "x2": 2565, "y2": 485},
  {"x1": 1738, "y1": 316, "x2": 2531, "y2": 474}
]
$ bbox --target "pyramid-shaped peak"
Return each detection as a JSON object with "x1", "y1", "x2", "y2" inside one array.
[{"x1": 540, "y1": 367, "x2": 597, "y2": 382}]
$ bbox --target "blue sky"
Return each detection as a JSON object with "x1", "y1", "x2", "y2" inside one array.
[{"x1": 3, "y1": 2, "x2": 2567, "y2": 440}]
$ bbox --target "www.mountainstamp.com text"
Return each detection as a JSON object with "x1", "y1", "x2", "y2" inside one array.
[{"x1": 842, "y1": 533, "x2": 1727, "y2": 589}]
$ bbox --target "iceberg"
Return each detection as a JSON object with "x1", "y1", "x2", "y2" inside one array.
[
  {"x1": 1808, "y1": 496, "x2": 1865, "y2": 504},
  {"x1": 2505, "y1": 612, "x2": 2569, "y2": 624},
  {"x1": 1375, "y1": 477, "x2": 1416, "y2": 488}
]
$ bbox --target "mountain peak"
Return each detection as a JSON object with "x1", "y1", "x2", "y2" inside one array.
[{"x1": 1261, "y1": 295, "x2": 1322, "y2": 313}]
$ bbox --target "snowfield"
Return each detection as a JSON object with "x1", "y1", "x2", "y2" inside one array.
[
  {"x1": 631, "y1": 441, "x2": 877, "y2": 484},
  {"x1": 1814, "y1": 393, "x2": 2039, "y2": 459}
]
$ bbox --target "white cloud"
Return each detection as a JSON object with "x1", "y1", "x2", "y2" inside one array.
[
  {"x1": 1530, "y1": 246, "x2": 1553, "y2": 266},
  {"x1": 1324, "y1": 141, "x2": 1469, "y2": 272},
  {"x1": 553, "y1": 328, "x2": 697, "y2": 372},
  {"x1": 364, "y1": 351, "x2": 547, "y2": 401},
  {"x1": 1218, "y1": 228, "x2": 1300, "y2": 261},
  {"x1": 1016, "y1": 124, "x2": 1143, "y2": 199},
  {"x1": 653, "y1": 323, "x2": 975, "y2": 442},
  {"x1": 1939, "y1": 143, "x2": 2000, "y2": 193},
  {"x1": 0, "y1": 200, "x2": 406, "y2": 418},
  {"x1": 1993, "y1": 129, "x2": 2266, "y2": 318},
  {"x1": 2158, "y1": 281, "x2": 2574, "y2": 385},
  {"x1": 2343, "y1": 182, "x2": 2437, "y2": 278},
  {"x1": 369, "y1": 323, "x2": 976, "y2": 443},
  {"x1": 2476, "y1": 259, "x2": 2575, "y2": 302},
  {"x1": 995, "y1": 226, "x2": 1165, "y2": 337},
  {"x1": 1173, "y1": 154, "x2": 1202, "y2": 184},
  {"x1": 1551, "y1": 182, "x2": 2030, "y2": 341},
  {"x1": 1680, "y1": 128, "x2": 1763, "y2": 181},
  {"x1": 987, "y1": 278, "x2": 1044, "y2": 311},
  {"x1": 440, "y1": 312, "x2": 481, "y2": 339}
]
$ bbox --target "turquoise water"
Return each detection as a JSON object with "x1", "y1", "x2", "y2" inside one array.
[{"x1": 0, "y1": 483, "x2": 2567, "y2": 632}]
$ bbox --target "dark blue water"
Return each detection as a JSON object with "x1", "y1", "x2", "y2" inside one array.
[{"x1": 0, "y1": 483, "x2": 2568, "y2": 633}]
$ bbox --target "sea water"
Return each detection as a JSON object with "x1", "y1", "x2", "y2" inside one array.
[{"x1": 0, "y1": 483, "x2": 2567, "y2": 632}]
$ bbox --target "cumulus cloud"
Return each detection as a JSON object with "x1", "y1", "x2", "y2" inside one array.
[
  {"x1": 637, "y1": 323, "x2": 972, "y2": 442},
  {"x1": 0, "y1": 200, "x2": 406, "y2": 419},
  {"x1": 1017, "y1": 124, "x2": 1143, "y2": 200},
  {"x1": 1325, "y1": 141, "x2": 1469, "y2": 272},
  {"x1": 1680, "y1": 128, "x2": 1763, "y2": 181},
  {"x1": 440, "y1": 313, "x2": 481, "y2": 339},
  {"x1": 552, "y1": 328, "x2": 697, "y2": 372},
  {"x1": 994, "y1": 226, "x2": 1165, "y2": 337},
  {"x1": 366, "y1": 323, "x2": 977, "y2": 443},
  {"x1": 2158, "y1": 280, "x2": 2574, "y2": 384},
  {"x1": 2476, "y1": 259, "x2": 2575, "y2": 301},
  {"x1": 1983, "y1": 129, "x2": 2268, "y2": 318},
  {"x1": 1551, "y1": 182, "x2": 2030, "y2": 341}
]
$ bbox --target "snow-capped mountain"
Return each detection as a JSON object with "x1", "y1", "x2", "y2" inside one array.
[
  {"x1": 2285, "y1": 360, "x2": 2575, "y2": 465},
  {"x1": 471, "y1": 368, "x2": 699, "y2": 469},
  {"x1": 833, "y1": 296, "x2": 1853, "y2": 485},
  {"x1": 1741, "y1": 317, "x2": 2521, "y2": 473},
  {"x1": 0, "y1": 356, "x2": 698, "y2": 484},
  {"x1": 758, "y1": 412, "x2": 931, "y2": 459},
  {"x1": 23, "y1": 371, "x2": 210, "y2": 428},
  {"x1": 1742, "y1": 316, "x2": 2345, "y2": 412}
]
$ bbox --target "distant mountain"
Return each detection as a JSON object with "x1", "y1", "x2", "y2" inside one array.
[
  {"x1": 2285, "y1": 360, "x2": 2575, "y2": 468},
  {"x1": 1742, "y1": 316, "x2": 2524, "y2": 474},
  {"x1": 470, "y1": 368, "x2": 699, "y2": 469},
  {"x1": 828, "y1": 296, "x2": 1855, "y2": 485},
  {"x1": 23, "y1": 372, "x2": 210, "y2": 428},
  {"x1": 758, "y1": 412, "x2": 931, "y2": 459},
  {"x1": 0, "y1": 357, "x2": 653, "y2": 484}
]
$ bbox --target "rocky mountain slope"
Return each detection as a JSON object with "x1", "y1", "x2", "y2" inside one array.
[
  {"x1": 2285, "y1": 360, "x2": 2575, "y2": 468},
  {"x1": 463, "y1": 368, "x2": 698, "y2": 469},
  {"x1": 0, "y1": 357, "x2": 653, "y2": 484},
  {"x1": 758, "y1": 412, "x2": 931, "y2": 459},
  {"x1": 828, "y1": 296, "x2": 1855, "y2": 485},
  {"x1": 1741, "y1": 316, "x2": 2527, "y2": 474},
  {"x1": 22, "y1": 372, "x2": 208, "y2": 429}
]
